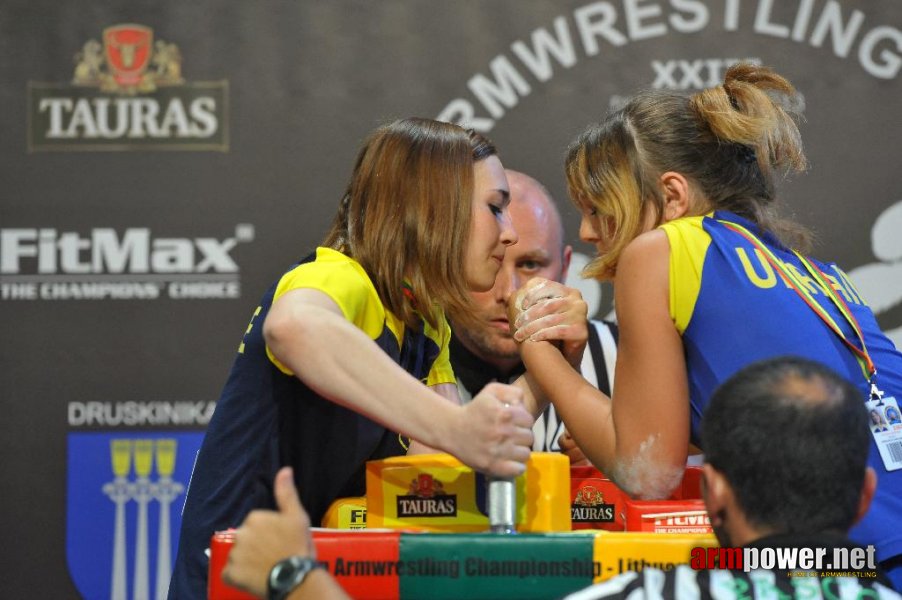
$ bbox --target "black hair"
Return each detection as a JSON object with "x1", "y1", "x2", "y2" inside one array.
[{"x1": 700, "y1": 356, "x2": 869, "y2": 534}]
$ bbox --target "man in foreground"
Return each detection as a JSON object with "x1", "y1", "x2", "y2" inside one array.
[{"x1": 566, "y1": 356, "x2": 897, "y2": 598}]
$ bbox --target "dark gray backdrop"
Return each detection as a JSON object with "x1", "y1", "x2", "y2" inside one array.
[{"x1": 1, "y1": 2, "x2": 900, "y2": 598}]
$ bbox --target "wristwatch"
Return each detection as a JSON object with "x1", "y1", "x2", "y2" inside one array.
[{"x1": 267, "y1": 556, "x2": 320, "y2": 600}]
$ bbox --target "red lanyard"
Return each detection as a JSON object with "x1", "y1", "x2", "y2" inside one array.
[{"x1": 402, "y1": 281, "x2": 417, "y2": 306}]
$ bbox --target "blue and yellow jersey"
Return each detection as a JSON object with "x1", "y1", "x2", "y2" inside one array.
[
  {"x1": 265, "y1": 247, "x2": 454, "y2": 386},
  {"x1": 170, "y1": 247, "x2": 454, "y2": 600},
  {"x1": 661, "y1": 211, "x2": 902, "y2": 561}
]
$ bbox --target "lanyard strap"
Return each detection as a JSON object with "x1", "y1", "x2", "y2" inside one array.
[
  {"x1": 719, "y1": 219, "x2": 876, "y2": 384},
  {"x1": 401, "y1": 281, "x2": 417, "y2": 306},
  {"x1": 794, "y1": 253, "x2": 873, "y2": 368}
]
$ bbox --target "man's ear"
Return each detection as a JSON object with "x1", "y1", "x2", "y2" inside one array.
[
  {"x1": 560, "y1": 244, "x2": 573, "y2": 280},
  {"x1": 701, "y1": 463, "x2": 730, "y2": 525},
  {"x1": 659, "y1": 171, "x2": 691, "y2": 222},
  {"x1": 854, "y1": 467, "x2": 878, "y2": 526}
]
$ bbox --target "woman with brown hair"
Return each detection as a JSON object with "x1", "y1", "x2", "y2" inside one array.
[
  {"x1": 514, "y1": 64, "x2": 902, "y2": 586},
  {"x1": 170, "y1": 117, "x2": 544, "y2": 599}
]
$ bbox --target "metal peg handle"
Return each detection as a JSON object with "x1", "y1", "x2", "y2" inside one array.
[{"x1": 487, "y1": 477, "x2": 516, "y2": 534}]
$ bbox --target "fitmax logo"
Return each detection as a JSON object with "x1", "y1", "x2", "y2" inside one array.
[{"x1": 0, "y1": 225, "x2": 253, "y2": 275}]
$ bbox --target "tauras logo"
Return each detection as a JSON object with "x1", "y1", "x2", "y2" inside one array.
[
  {"x1": 396, "y1": 496, "x2": 457, "y2": 517},
  {"x1": 0, "y1": 225, "x2": 253, "y2": 301},
  {"x1": 396, "y1": 473, "x2": 458, "y2": 517},
  {"x1": 571, "y1": 484, "x2": 615, "y2": 523},
  {"x1": 37, "y1": 96, "x2": 219, "y2": 141},
  {"x1": 27, "y1": 24, "x2": 228, "y2": 151},
  {"x1": 572, "y1": 505, "x2": 615, "y2": 522}
]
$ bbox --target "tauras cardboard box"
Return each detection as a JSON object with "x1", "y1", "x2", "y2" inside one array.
[{"x1": 365, "y1": 453, "x2": 570, "y2": 532}]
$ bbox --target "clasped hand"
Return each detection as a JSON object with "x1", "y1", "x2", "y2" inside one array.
[{"x1": 508, "y1": 278, "x2": 589, "y2": 368}]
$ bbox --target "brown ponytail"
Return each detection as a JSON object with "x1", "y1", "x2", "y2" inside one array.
[{"x1": 566, "y1": 63, "x2": 814, "y2": 281}]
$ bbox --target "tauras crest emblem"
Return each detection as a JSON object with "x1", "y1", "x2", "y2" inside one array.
[
  {"x1": 73, "y1": 24, "x2": 184, "y2": 94},
  {"x1": 408, "y1": 473, "x2": 447, "y2": 497},
  {"x1": 574, "y1": 485, "x2": 604, "y2": 506},
  {"x1": 28, "y1": 21, "x2": 229, "y2": 151}
]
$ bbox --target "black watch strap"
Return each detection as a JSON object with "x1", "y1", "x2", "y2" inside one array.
[{"x1": 267, "y1": 556, "x2": 320, "y2": 600}]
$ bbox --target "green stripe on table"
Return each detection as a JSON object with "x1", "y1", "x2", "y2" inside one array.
[{"x1": 399, "y1": 533, "x2": 596, "y2": 599}]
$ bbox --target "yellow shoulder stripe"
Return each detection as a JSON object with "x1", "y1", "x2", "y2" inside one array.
[
  {"x1": 425, "y1": 312, "x2": 455, "y2": 386},
  {"x1": 266, "y1": 247, "x2": 395, "y2": 374},
  {"x1": 660, "y1": 216, "x2": 711, "y2": 335}
]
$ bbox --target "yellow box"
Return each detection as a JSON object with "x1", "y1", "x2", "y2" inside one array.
[
  {"x1": 320, "y1": 496, "x2": 367, "y2": 529},
  {"x1": 592, "y1": 531, "x2": 719, "y2": 582},
  {"x1": 365, "y1": 452, "x2": 570, "y2": 532}
]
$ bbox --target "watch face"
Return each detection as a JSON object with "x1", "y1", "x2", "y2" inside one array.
[
  {"x1": 272, "y1": 561, "x2": 298, "y2": 587},
  {"x1": 268, "y1": 556, "x2": 316, "y2": 600}
]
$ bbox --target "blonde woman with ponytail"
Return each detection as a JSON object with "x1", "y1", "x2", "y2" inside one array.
[{"x1": 514, "y1": 64, "x2": 902, "y2": 584}]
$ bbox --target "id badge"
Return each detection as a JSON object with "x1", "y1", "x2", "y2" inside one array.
[{"x1": 865, "y1": 396, "x2": 902, "y2": 471}]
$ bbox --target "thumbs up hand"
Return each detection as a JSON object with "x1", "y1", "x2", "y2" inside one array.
[{"x1": 222, "y1": 467, "x2": 315, "y2": 597}]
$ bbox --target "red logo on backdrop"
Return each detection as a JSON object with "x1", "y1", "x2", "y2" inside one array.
[
  {"x1": 28, "y1": 21, "x2": 228, "y2": 151},
  {"x1": 103, "y1": 25, "x2": 153, "y2": 86},
  {"x1": 72, "y1": 23, "x2": 184, "y2": 94}
]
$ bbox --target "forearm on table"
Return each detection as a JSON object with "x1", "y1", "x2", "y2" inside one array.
[
  {"x1": 265, "y1": 304, "x2": 458, "y2": 451},
  {"x1": 520, "y1": 340, "x2": 617, "y2": 471},
  {"x1": 407, "y1": 383, "x2": 460, "y2": 454}
]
